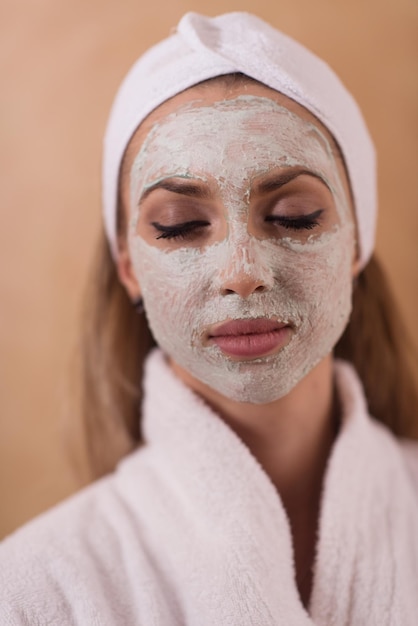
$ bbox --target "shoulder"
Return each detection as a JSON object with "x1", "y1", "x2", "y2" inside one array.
[
  {"x1": 399, "y1": 438, "x2": 418, "y2": 494},
  {"x1": 335, "y1": 360, "x2": 418, "y2": 500},
  {"x1": 336, "y1": 361, "x2": 418, "y2": 476},
  {"x1": 0, "y1": 458, "x2": 161, "y2": 625},
  {"x1": 0, "y1": 476, "x2": 110, "y2": 623}
]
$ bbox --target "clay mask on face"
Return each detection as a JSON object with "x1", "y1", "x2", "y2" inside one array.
[{"x1": 128, "y1": 96, "x2": 355, "y2": 403}]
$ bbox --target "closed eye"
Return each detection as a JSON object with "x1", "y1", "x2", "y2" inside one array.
[
  {"x1": 265, "y1": 209, "x2": 323, "y2": 231},
  {"x1": 151, "y1": 220, "x2": 210, "y2": 240}
]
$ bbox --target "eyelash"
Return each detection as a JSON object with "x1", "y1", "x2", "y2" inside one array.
[
  {"x1": 265, "y1": 209, "x2": 323, "y2": 230},
  {"x1": 151, "y1": 209, "x2": 323, "y2": 241},
  {"x1": 152, "y1": 220, "x2": 210, "y2": 240}
]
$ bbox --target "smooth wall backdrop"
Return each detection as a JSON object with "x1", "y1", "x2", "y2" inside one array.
[{"x1": 1, "y1": 0, "x2": 417, "y2": 538}]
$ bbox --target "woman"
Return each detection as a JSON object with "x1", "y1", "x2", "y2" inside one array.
[{"x1": 1, "y1": 11, "x2": 418, "y2": 625}]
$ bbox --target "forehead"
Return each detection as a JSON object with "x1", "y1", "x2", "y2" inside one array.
[
  {"x1": 124, "y1": 80, "x2": 343, "y2": 174},
  {"x1": 133, "y1": 96, "x2": 337, "y2": 183}
]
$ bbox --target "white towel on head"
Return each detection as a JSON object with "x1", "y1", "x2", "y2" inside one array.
[{"x1": 103, "y1": 11, "x2": 377, "y2": 267}]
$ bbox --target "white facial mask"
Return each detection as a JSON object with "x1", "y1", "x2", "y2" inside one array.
[{"x1": 128, "y1": 96, "x2": 355, "y2": 403}]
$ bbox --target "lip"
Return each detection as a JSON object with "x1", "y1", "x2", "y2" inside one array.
[{"x1": 207, "y1": 318, "x2": 292, "y2": 359}]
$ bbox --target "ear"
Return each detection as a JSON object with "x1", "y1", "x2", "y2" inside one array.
[
  {"x1": 116, "y1": 239, "x2": 142, "y2": 302},
  {"x1": 350, "y1": 232, "x2": 363, "y2": 279},
  {"x1": 351, "y1": 255, "x2": 362, "y2": 279}
]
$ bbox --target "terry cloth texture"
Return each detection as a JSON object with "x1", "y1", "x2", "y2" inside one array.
[
  {"x1": 103, "y1": 11, "x2": 377, "y2": 268},
  {"x1": 1, "y1": 349, "x2": 418, "y2": 625}
]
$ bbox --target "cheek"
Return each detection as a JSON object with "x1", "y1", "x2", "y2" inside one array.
[
  {"x1": 270, "y1": 223, "x2": 355, "y2": 297},
  {"x1": 129, "y1": 238, "x2": 215, "y2": 335},
  {"x1": 296, "y1": 227, "x2": 355, "y2": 323}
]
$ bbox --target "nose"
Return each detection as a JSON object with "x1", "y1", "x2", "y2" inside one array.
[
  {"x1": 216, "y1": 239, "x2": 274, "y2": 298},
  {"x1": 220, "y1": 274, "x2": 268, "y2": 298}
]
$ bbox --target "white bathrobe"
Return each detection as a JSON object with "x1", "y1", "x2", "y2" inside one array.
[{"x1": 1, "y1": 349, "x2": 418, "y2": 625}]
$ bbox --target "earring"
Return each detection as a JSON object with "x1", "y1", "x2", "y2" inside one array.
[{"x1": 133, "y1": 297, "x2": 144, "y2": 314}]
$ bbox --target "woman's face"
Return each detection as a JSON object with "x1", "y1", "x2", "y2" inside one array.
[{"x1": 119, "y1": 81, "x2": 358, "y2": 404}]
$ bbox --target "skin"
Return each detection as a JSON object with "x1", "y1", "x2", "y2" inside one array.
[{"x1": 116, "y1": 81, "x2": 361, "y2": 608}]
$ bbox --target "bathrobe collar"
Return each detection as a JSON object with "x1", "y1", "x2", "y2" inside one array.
[{"x1": 136, "y1": 349, "x2": 418, "y2": 624}]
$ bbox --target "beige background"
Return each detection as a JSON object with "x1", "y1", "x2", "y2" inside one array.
[{"x1": 1, "y1": 0, "x2": 417, "y2": 539}]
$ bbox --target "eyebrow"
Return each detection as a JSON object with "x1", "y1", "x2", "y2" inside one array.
[
  {"x1": 138, "y1": 168, "x2": 329, "y2": 206},
  {"x1": 138, "y1": 179, "x2": 212, "y2": 205},
  {"x1": 254, "y1": 169, "x2": 329, "y2": 195}
]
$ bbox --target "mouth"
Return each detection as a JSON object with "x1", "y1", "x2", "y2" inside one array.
[{"x1": 206, "y1": 318, "x2": 292, "y2": 359}]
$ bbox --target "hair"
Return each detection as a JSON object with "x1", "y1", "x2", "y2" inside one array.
[{"x1": 70, "y1": 74, "x2": 418, "y2": 481}]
